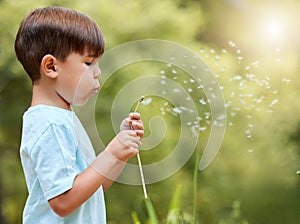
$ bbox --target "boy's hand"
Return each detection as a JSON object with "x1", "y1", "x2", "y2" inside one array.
[
  {"x1": 90, "y1": 129, "x2": 141, "y2": 180},
  {"x1": 120, "y1": 113, "x2": 144, "y2": 139},
  {"x1": 90, "y1": 113, "x2": 144, "y2": 180},
  {"x1": 106, "y1": 130, "x2": 141, "y2": 161}
]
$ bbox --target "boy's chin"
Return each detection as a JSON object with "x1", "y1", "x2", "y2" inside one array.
[{"x1": 72, "y1": 97, "x2": 90, "y2": 107}]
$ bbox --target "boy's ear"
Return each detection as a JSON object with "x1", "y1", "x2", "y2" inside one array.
[{"x1": 40, "y1": 54, "x2": 58, "y2": 79}]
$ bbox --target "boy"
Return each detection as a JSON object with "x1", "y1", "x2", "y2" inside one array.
[{"x1": 15, "y1": 6, "x2": 144, "y2": 223}]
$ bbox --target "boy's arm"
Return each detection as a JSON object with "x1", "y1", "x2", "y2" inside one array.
[
  {"x1": 48, "y1": 166, "x2": 105, "y2": 217},
  {"x1": 48, "y1": 129, "x2": 142, "y2": 217}
]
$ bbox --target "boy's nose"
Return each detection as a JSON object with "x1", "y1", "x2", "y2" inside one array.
[{"x1": 94, "y1": 66, "x2": 101, "y2": 79}]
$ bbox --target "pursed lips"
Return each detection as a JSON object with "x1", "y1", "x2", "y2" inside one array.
[{"x1": 92, "y1": 86, "x2": 100, "y2": 95}]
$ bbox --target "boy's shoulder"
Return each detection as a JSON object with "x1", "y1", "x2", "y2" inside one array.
[
  {"x1": 23, "y1": 104, "x2": 75, "y2": 128},
  {"x1": 21, "y1": 105, "x2": 77, "y2": 151}
]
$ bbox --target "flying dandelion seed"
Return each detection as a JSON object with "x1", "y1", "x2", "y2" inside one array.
[
  {"x1": 215, "y1": 55, "x2": 221, "y2": 60},
  {"x1": 269, "y1": 99, "x2": 279, "y2": 107},
  {"x1": 171, "y1": 107, "x2": 183, "y2": 116},
  {"x1": 228, "y1": 40, "x2": 237, "y2": 48},
  {"x1": 193, "y1": 55, "x2": 199, "y2": 60},
  {"x1": 160, "y1": 80, "x2": 166, "y2": 85},
  {"x1": 199, "y1": 98, "x2": 207, "y2": 105},
  {"x1": 282, "y1": 78, "x2": 291, "y2": 84},
  {"x1": 252, "y1": 61, "x2": 260, "y2": 68},
  {"x1": 173, "y1": 88, "x2": 180, "y2": 93},
  {"x1": 199, "y1": 48, "x2": 205, "y2": 53}
]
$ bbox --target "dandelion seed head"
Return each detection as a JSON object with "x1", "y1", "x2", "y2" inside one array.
[{"x1": 142, "y1": 97, "x2": 152, "y2": 105}]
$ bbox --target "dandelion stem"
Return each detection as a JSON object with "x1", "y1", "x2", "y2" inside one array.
[
  {"x1": 132, "y1": 96, "x2": 148, "y2": 198},
  {"x1": 137, "y1": 153, "x2": 148, "y2": 198}
]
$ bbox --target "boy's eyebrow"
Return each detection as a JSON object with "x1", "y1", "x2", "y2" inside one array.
[
  {"x1": 85, "y1": 56, "x2": 100, "y2": 63},
  {"x1": 84, "y1": 55, "x2": 98, "y2": 61},
  {"x1": 85, "y1": 53, "x2": 101, "y2": 58},
  {"x1": 84, "y1": 54, "x2": 96, "y2": 58}
]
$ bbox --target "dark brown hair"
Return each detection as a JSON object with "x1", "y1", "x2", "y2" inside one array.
[{"x1": 15, "y1": 6, "x2": 105, "y2": 83}]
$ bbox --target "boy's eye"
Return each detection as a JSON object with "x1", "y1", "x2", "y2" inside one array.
[{"x1": 85, "y1": 62, "x2": 93, "y2": 66}]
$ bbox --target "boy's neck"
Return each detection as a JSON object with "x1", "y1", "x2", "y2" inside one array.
[{"x1": 31, "y1": 84, "x2": 71, "y2": 111}]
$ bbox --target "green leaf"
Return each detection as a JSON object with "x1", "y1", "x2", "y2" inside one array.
[
  {"x1": 167, "y1": 185, "x2": 182, "y2": 224},
  {"x1": 131, "y1": 211, "x2": 141, "y2": 224},
  {"x1": 144, "y1": 197, "x2": 159, "y2": 224},
  {"x1": 169, "y1": 185, "x2": 182, "y2": 211}
]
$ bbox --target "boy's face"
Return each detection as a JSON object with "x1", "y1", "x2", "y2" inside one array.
[{"x1": 55, "y1": 52, "x2": 101, "y2": 106}]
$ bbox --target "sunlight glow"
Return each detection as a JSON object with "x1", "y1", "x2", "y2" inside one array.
[
  {"x1": 259, "y1": 11, "x2": 292, "y2": 45},
  {"x1": 267, "y1": 20, "x2": 283, "y2": 36}
]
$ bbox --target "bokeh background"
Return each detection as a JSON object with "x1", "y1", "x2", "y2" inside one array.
[{"x1": 0, "y1": 0, "x2": 300, "y2": 223}]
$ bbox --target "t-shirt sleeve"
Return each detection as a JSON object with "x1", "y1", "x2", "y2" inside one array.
[{"x1": 30, "y1": 123, "x2": 78, "y2": 201}]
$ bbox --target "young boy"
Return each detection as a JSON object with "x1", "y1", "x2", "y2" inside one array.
[{"x1": 15, "y1": 6, "x2": 144, "y2": 223}]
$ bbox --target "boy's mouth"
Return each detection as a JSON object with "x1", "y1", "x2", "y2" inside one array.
[{"x1": 92, "y1": 86, "x2": 100, "y2": 95}]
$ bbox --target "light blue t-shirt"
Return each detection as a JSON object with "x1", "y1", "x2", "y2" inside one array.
[{"x1": 20, "y1": 105, "x2": 106, "y2": 224}]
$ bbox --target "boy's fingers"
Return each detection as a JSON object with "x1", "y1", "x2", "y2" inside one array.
[
  {"x1": 127, "y1": 133, "x2": 141, "y2": 144},
  {"x1": 135, "y1": 130, "x2": 144, "y2": 139},
  {"x1": 129, "y1": 112, "x2": 141, "y2": 120},
  {"x1": 132, "y1": 120, "x2": 144, "y2": 130},
  {"x1": 129, "y1": 147, "x2": 139, "y2": 155}
]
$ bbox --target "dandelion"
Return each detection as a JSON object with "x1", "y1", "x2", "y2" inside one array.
[{"x1": 142, "y1": 97, "x2": 152, "y2": 105}]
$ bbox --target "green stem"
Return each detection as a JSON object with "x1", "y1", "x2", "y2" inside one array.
[{"x1": 193, "y1": 145, "x2": 201, "y2": 224}]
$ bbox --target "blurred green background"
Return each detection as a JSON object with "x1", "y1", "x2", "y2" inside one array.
[{"x1": 0, "y1": 0, "x2": 299, "y2": 223}]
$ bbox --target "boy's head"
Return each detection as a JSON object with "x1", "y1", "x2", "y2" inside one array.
[{"x1": 15, "y1": 6, "x2": 105, "y2": 83}]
